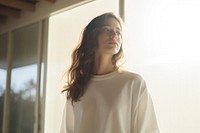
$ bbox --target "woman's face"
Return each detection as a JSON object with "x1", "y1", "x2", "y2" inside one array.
[{"x1": 96, "y1": 18, "x2": 122, "y2": 56}]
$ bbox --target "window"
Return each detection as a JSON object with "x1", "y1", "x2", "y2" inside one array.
[
  {"x1": 0, "y1": 21, "x2": 45, "y2": 133},
  {"x1": 0, "y1": 33, "x2": 8, "y2": 133},
  {"x1": 9, "y1": 23, "x2": 40, "y2": 133},
  {"x1": 125, "y1": 0, "x2": 200, "y2": 132}
]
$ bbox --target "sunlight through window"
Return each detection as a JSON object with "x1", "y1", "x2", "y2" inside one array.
[{"x1": 125, "y1": 0, "x2": 200, "y2": 133}]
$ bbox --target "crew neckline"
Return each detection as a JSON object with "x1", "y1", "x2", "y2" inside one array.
[{"x1": 91, "y1": 69, "x2": 119, "y2": 80}]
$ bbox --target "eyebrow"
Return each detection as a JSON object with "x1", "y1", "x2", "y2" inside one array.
[{"x1": 102, "y1": 25, "x2": 121, "y2": 30}]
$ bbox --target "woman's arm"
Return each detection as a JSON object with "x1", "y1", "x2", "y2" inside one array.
[
  {"x1": 60, "y1": 100, "x2": 74, "y2": 133},
  {"x1": 132, "y1": 80, "x2": 160, "y2": 133}
]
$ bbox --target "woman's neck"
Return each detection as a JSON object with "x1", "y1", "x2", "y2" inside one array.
[{"x1": 93, "y1": 55, "x2": 116, "y2": 75}]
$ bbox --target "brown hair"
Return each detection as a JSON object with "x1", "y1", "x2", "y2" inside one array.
[{"x1": 62, "y1": 12, "x2": 124, "y2": 103}]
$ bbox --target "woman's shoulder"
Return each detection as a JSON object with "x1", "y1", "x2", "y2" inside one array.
[
  {"x1": 118, "y1": 68, "x2": 144, "y2": 81},
  {"x1": 117, "y1": 68, "x2": 147, "y2": 92}
]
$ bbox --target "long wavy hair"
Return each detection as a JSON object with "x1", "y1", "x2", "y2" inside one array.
[{"x1": 63, "y1": 12, "x2": 124, "y2": 103}]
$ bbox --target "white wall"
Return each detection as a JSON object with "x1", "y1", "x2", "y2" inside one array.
[
  {"x1": 45, "y1": 0, "x2": 119, "y2": 132},
  {"x1": 124, "y1": 0, "x2": 200, "y2": 132}
]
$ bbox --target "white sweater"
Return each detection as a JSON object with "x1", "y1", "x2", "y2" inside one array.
[{"x1": 60, "y1": 69, "x2": 159, "y2": 133}]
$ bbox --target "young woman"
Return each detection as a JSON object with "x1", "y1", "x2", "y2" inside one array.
[{"x1": 60, "y1": 12, "x2": 159, "y2": 133}]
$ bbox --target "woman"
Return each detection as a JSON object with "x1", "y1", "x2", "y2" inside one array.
[{"x1": 60, "y1": 12, "x2": 159, "y2": 133}]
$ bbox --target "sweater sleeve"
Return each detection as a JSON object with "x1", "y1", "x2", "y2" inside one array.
[
  {"x1": 132, "y1": 80, "x2": 160, "y2": 133},
  {"x1": 60, "y1": 100, "x2": 74, "y2": 133}
]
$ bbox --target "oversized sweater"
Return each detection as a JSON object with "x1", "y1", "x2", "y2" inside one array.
[{"x1": 60, "y1": 69, "x2": 160, "y2": 133}]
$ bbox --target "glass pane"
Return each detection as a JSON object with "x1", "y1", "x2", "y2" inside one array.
[
  {"x1": 0, "y1": 33, "x2": 8, "y2": 133},
  {"x1": 125, "y1": 0, "x2": 200, "y2": 132},
  {"x1": 9, "y1": 23, "x2": 39, "y2": 133}
]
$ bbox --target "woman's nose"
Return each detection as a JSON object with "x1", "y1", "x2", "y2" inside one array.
[{"x1": 110, "y1": 30, "x2": 117, "y2": 37}]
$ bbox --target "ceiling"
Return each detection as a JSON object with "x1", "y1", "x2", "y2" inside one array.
[
  {"x1": 0, "y1": 0, "x2": 57, "y2": 69},
  {"x1": 0, "y1": 0, "x2": 56, "y2": 24}
]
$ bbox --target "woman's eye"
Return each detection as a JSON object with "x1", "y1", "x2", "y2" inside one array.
[
  {"x1": 116, "y1": 31, "x2": 121, "y2": 35},
  {"x1": 101, "y1": 27, "x2": 122, "y2": 36},
  {"x1": 104, "y1": 27, "x2": 111, "y2": 32}
]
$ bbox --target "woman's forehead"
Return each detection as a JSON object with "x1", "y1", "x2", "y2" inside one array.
[{"x1": 103, "y1": 18, "x2": 121, "y2": 29}]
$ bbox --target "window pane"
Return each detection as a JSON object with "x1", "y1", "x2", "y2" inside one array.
[
  {"x1": 125, "y1": 0, "x2": 200, "y2": 132},
  {"x1": 9, "y1": 23, "x2": 39, "y2": 133},
  {"x1": 0, "y1": 33, "x2": 8, "y2": 133}
]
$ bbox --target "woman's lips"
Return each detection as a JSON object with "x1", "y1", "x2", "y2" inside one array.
[{"x1": 107, "y1": 40, "x2": 118, "y2": 45}]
